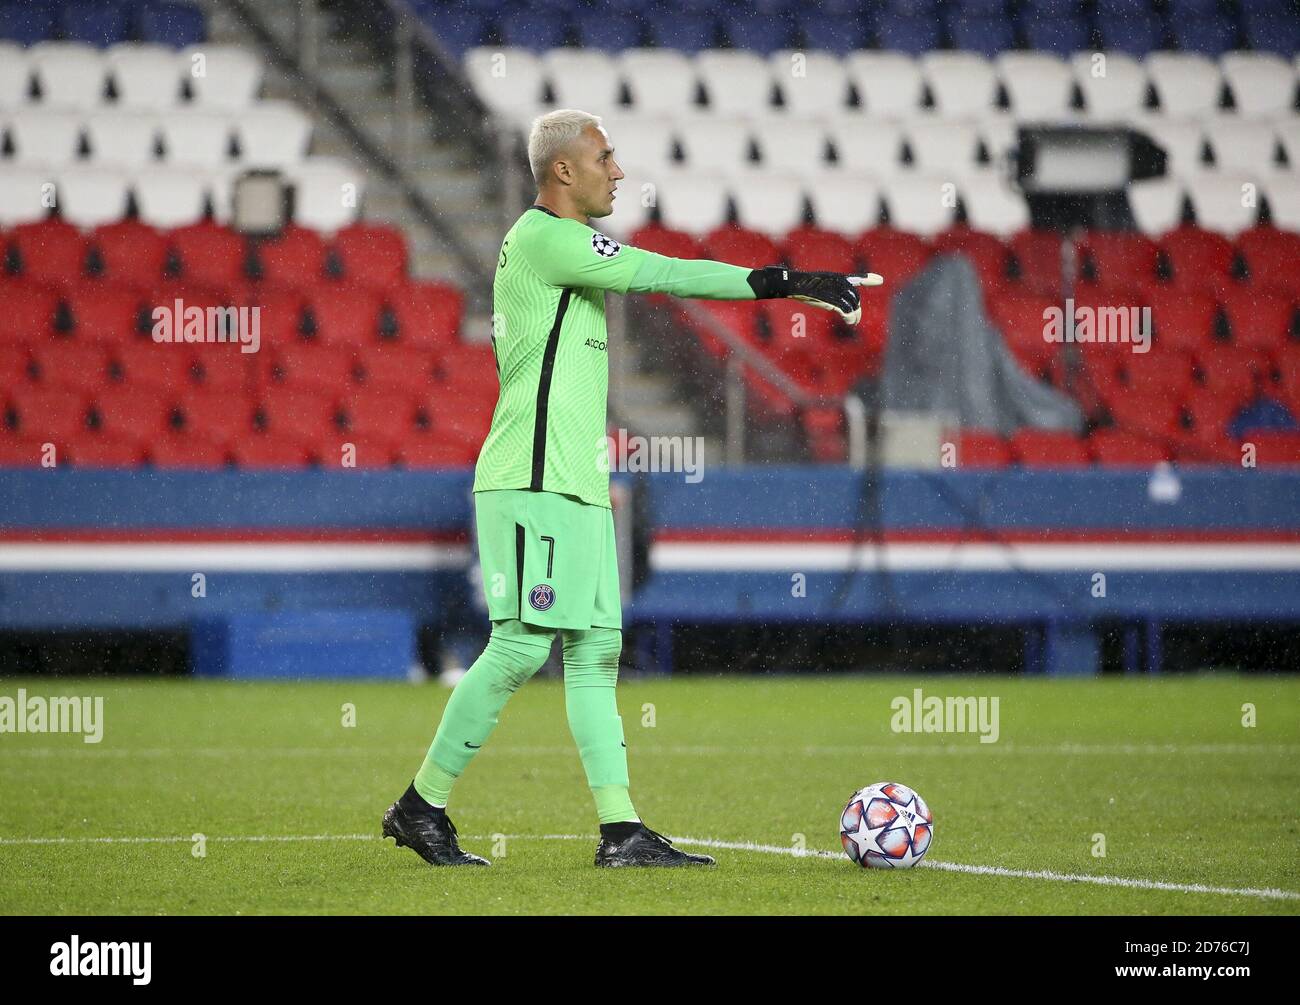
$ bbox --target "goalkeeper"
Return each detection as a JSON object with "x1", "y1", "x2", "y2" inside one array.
[{"x1": 383, "y1": 108, "x2": 877, "y2": 868}]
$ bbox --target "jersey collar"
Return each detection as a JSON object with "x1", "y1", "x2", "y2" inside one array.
[{"x1": 529, "y1": 204, "x2": 560, "y2": 218}]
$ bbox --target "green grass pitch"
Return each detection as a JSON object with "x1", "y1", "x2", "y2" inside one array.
[{"x1": 1, "y1": 674, "x2": 1297, "y2": 915}]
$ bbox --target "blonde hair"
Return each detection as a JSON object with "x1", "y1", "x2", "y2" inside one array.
[{"x1": 527, "y1": 108, "x2": 603, "y2": 187}]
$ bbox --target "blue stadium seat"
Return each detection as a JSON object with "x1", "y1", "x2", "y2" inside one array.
[
  {"x1": 1172, "y1": 14, "x2": 1240, "y2": 57},
  {"x1": 420, "y1": 8, "x2": 488, "y2": 60},
  {"x1": 575, "y1": 14, "x2": 643, "y2": 51},
  {"x1": 877, "y1": 15, "x2": 941, "y2": 56},
  {"x1": 1096, "y1": 0, "x2": 1152, "y2": 17},
  {"x1": 1020, "y1": 14, "x2": 1091, "y2": 58},
  {"x1": 646, "y1": 11, "x2": 719, "y2": 52},
  {"x1": 1097, "y1": 14, "x2": 1164, "y2": 57},
  {"x1": 0, "y1": 1, "x2": 57, "y2": 44},
  {"x1": 1022, "y1": 0, "x2": 1082, "y2": 14},
  {"x1": 947, "y1": 13, "x2": 1017, "y2": 58},
  {"x1": 58, "y1": 0, "x2": 133, "y2": 47},
  {"x1": 1166, "y1": 0, "x2": 1220, "y2": 15},
  {"x1": 1242, "y1": 12, "x2": 1300, "y2": 58},
  {"x1": 797, "y1": 11, "x2": 874, "y2": 55},
  {"x1": 137, "y1": 2, "x2": 207, "y2": 49},
  {"x1": 883, "y1": 0, "x2": 938, "y2": 13},
  {"x1": 726, "y1": 18, "x2": 797, "y2": 56},
  {"x1": 951, "y1": 0, "x2": 1008, "y2": 13},
  {"x1": 499, "y1": 10, "x2": 570, "y2": 52}
]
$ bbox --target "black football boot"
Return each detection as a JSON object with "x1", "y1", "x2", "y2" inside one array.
[
  {"x1": 594, "y1": 823, "x2": 716, "y2": 868},
  {"x1": 382, "y1": 784, "x2": 490, "y2": 867}
]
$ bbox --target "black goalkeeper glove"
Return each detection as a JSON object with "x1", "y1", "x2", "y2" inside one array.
[{"x1": 746, "y1": 266, "x2": 883, "y2": 325}]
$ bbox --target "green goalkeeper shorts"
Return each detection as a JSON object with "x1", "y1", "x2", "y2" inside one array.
[{"x1": 473, "y1": 488, "x2": 622, "y2": 630}]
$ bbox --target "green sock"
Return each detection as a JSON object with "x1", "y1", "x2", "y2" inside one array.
[
  {"x1": 412, "y1": 620, "x2": 554, "y2": 809},
  {"x1": 563, "y1": 627, "x2": 638, "y2": 823}
]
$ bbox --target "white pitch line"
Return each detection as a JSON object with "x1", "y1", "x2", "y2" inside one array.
[{"x1": 1, "y1": 831, "x2": 1296, "y2": 902}]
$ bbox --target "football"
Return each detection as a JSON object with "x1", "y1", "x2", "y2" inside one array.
[{"x1": 840, "y1": 782, "x2": 935, "y2": 869}]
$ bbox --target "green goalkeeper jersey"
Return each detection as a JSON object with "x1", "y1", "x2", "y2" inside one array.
[{"x1": 473, "y1": 205, "x2": 757, "y2": 509}]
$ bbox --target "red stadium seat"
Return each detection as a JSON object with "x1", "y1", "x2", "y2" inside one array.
[
  {"x1": 230, "y1": 435, "x2": 313, "y2": 468},
  {"x1": 854, "y1": 228, "x2": 930, "y2": 287},
  {"x1": 31, "y1": 342, "x2": 112, "y2": 393},
  {"x1": 629, "y1": 224, "x2": 702, "y2": 259},
  {"x1": 1195, "y1": 346, "x2": 1266, "y2": 406},
  {"x1": 1089, "y1": 430, "x2": 1169, "y2": 465},
  {"x1": 10, "y1": 220, "x2": 89, "y2": 287},
  {"x1": 931, "y1": 227, "x2": 1010, "y2": 292},
  {"x1": 1008, "y1": 229, "x2": 1064, "y2": 297},
  {"x1": 67, "y1": 434, "x2": 147, "y2": 467},
  {"x1": 257, "y1": 225, "x2": 327, "y2": 287},
  {"x1": 256, "y1": 388, "x2": 341, "y2": 441},
  {"x1": 354, "y1": 345, "x2": 439, "y2": 392},
  {"x1": 956, "y1": 430, "x2": 1012, "y2": 468},
  {"x1": 435, "y1": 344, "x2": 497, "y2": 386},
  {"x1": 1182, "y1": 387, "x2": 1238, "y2": 445},
  {"x1": 1010, "y1": 428, "x2": 1091, "y2": 467},
  {"x1": 111, "y1": 343, "x2": 199, "y2": 392},
  {"x1": 177, "y1": 387, "x2": 257, "y2": 445},
  {"x1": 92, "y1": 388, "x2": 176, "y2": 440},
  {"x1": 782, "y1": 227, "x2": 857, "y2": 273},
  {"x1": 1147, "y1": 287, "x2": 1217, "y2": 351},
  {"x1": 1077, "y1": 231, "x2": 1160, "y2": 289},
  {"x1": 67, "y1": 282, "x2": 148, "y2": 344},
  {"x1": 1237, "y1": 227, "x2": 1300, "y2": 298},
  {"x1": 170, "y1": 222, "x2": 248, "y2": 290},
  {"x1": 9, "y1": 387, "x2": 90, "y2": 441},
  {"x1": 1240, "y1": 429, "x2": 1300, "y2": 466},
  {"x1": 1124, "y1": 349, "x2": 1196, "y2": 399},
  {"x1": 385, "y1": 281, "x2": 463, "y2": 348},
  {"x1": 0, "y1": 346, "x2": 33, "y2": 387},
  {"x1": 0, "y1": 434, "x2": 52, "y2": 467},
  {"x1": 315, "y1": 432, "x2": 397, "y2": 469},
  {"x1": 330, "y1": 223, "x2": 408, "y2": 290},
  {"x1": 0, "y1": 282, "x2": 60, "y2": 344},
  {"x1": 339, "y1": 391, "x2": 422, "y2": 443},
  {"x1": 190, "y1": 350, "x2": 253, "y2": 391},
  {"x1": 1105, "y1": 394, "x2": 1182, "y2": 438},
  {"x1": 399, "y1": 437, "x2": 477, "y2": 467},
  {"x1": 91, "y1": 220, "x2": 169, "y2": 287},
  {"x1": 1219, "y1": 287, "x2": 1295, "y2": 352},
  {"x1": 1160, "y1": 226, "x2": 1235, "y2": 292},
  {"x1": 306, "y1": 285, "x2": 384, "y2": 345},
  {"x1": 248, "y1": 285, "x2": 308, "y2": 345},
  {"x1": 987, "y1": 290, "x2": 1057, "y2": 376},
  {"x1": 694, "y1": 300, "x2": 758, "y2": 358},
  {"x1": 149, "y1": 433, "x2": 229, "y2": 468},
  {"x1": 260, "y1": 344, "x2": 357, "y2": 393},
  {"x1": 703, "y1": 224, "x2": 780, "y2": 269}
]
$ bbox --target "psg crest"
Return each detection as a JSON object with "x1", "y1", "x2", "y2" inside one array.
[
  {"x1": 591, "y1": 232, "x2": 620, "y2": 257},
  {"x1": 528, "y1": 584, "x2": 556, "y2": 611}
]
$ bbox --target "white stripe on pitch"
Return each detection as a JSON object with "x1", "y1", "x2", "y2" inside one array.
[
  {"x1": 651, "y1": 542, "x2": 1300, "y2": 572},
  {"x1": 0, "y1": 542, "x2": 470, "y2": 572},
  {"x1": 1, "y1": 831, "x2": 1294, "y2": 902}
]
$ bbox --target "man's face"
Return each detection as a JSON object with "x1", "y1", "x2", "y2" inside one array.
[{"x1": 562, "y1": 124, "x2": 624, "y2": 219}]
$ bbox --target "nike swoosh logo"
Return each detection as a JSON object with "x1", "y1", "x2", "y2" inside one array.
[{"x1": 464, "y1": 741, "x2": 481, "y2": 749}]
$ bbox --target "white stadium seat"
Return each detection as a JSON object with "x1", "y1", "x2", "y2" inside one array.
[
  {"x1": 543, "y1": 50, "x2": 623, "y2": 111},
  {"x1": 845, "y1": 52, "x2": 924, "y2": 117},
  {"x1": 106, "y1": 44, "x2": 184, "y2": 111},
  {"x1": 1071, "y1": 52, "x2": 1147, "y2": 120},
  {"x1": 600, "y1": 114, "x2": 677, "y2": 175},
  {"x1": 132, "y1": 166, "x2": 209, "y2": 228},
  {"x1": 1263, "y1": 176, "x2": 1300, "y2": 231},
  {"x1": 0, "y1": 42, "x2": 30, "y2": 109},
  {"x1": 806, "y1": 173, "x2": 880, "y2": 236},
  {"x1": 770, "y1": 50, "x2": 851, "y2": 117},
  {"x1": 57, "y1": 167, "x2": 130, "y2": 228},
  {"x1": 695, "y1": 51, "x2": 777, "y2": 117},
  {"x1": 959, "y1": 174, "x2": 1030, "y2": 237},
  {"x1": 1184, "y1": 173, "x2": 1260, "y2": 235},
  {"x1": 1219, "y1": 52, "x2": 1295, "y2": 119},
  {"x1": 883, "y1": 174, "x2": 958, "y2": 237},
  {"x1": 676, "y1": 116, "x2": 753, "y2": 175},
  {"x1": 6, "y1": 109, "x2": 84, "y2": 169},
  {"x1": 464, "y1": 47, "x2": 546, "y2": 115},
  {"x1": 1132, "y1": 117, "x2": 1207, "y2": 178},
  {"x1": 752, "y1": 118, "x2": 831, "y2": 178},
  {"x1": 182, "y1": 44, "x2": 263, "y2": 110},
  {"x1": 86, "y1": 110, "x2": 160, "y2": 170},
  {"x1": 904, "y1": 120, "x2": 984, "y2": 177},
  {"x1": 729, "y1": 173, "x2": 806, "y2": 234},
  {"x1": 1145, "y1": 53, "x2": 1223, "y2": 118},
  {"x1": 976, "y1": 114, "x2": 1018, "y2": 167},
  {"x1": 234, "y1": 100, "x2": 312, "y2": 169},
  {"x1": 829, "y1": 118, "x2": 906, "y2": 179},
  {"x1": 920, "y1": 52, "x2": 999, "y2": 117},
  {"x1": 1275, "y1": 119, "x2": 1300, "y2": 172},
  {"x1": 1203, "y1": 117, "x2": 1284, "y2": 176},
  {"x1": 159, "y1": 110, "x2": 232, "y2": 170},
  {"x1": 997, "y1": 52, "x2": 1074, "y2": 120},
  {"x1": 0, "y1": 167, "x2": 52, "y2": 227},
  {"x1": 620, "y1": 49, "x2": 699, "y2": 115},
  {"x1": 292, "y1": 157, "x2": 364, "y2": 233},
  {"x1": 1126, "y1": 178, "x2": 1186, "y2": 236},
  {"x1": 654, "y1": 170, "x2": 731, "y2": 233},
  {"x1": 29, "y1": 42, "x2": 106, "y2": 110}
]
